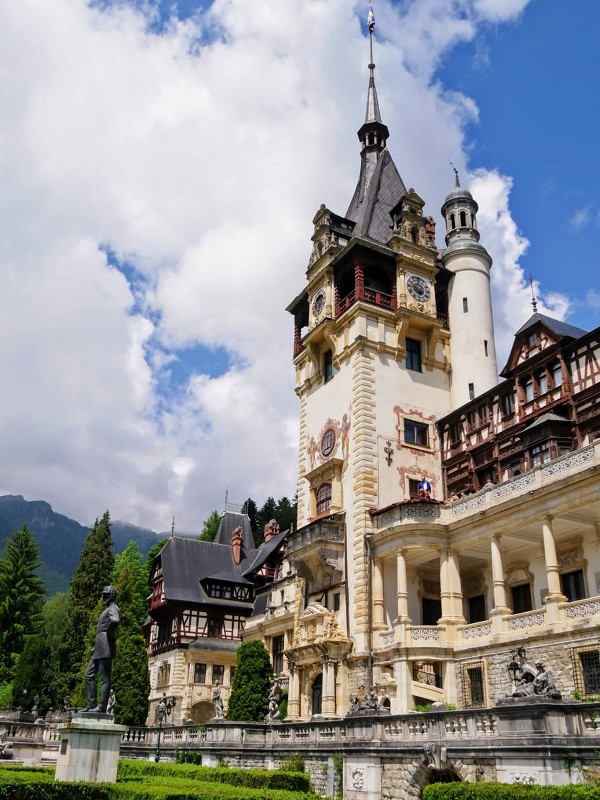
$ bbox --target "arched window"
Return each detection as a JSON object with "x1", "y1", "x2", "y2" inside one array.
[
  {"x1": 368, "y1": 133, "x2": 374, "y2": 146},
  {"x1": 316, "y1": 483, "x2": 332, "y2": 515},
  {"x1": 311, "y1": 674, "x2": 323, "y2": 716},
  {"x1": 449, "y1": 213, "x2": 456, "y2": 230},
  {"x1": 459, "y1": 210, "x2": 467, "y2": 227},
  {"x1": 411, "y1": 226, "x2": 419, "y2": 243}
]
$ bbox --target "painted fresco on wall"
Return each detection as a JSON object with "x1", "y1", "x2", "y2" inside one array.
[
  {"x1": 393, "y1": 404, "x2": 439, "y2": 500},
  {"x1": 305, "y1": 410, "x2": 352, "y2": 473}
]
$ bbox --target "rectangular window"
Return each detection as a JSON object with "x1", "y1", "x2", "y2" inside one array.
[
  {"x1": 530, "y1": 442, "x2": 550, "y2": 467},
  {"x1": 207, "y1": 618, "x2": 221, "y2": 638},
  {"x1": 552, "y1": 362, "x2": 563, "y2": 387},
  {"x1": 323, "y1": 349, "x2": 334, "y2": 383},
  {"x1": 449, "y1": 422, "x2": 461, "y2": 442},
  {"x1": 406, "y1": 338, "x2": 422, "y2": 372},
  {"x1": 422, "y1": 597, "x2": 442, "y2": 626},
  {"x1": 404, "y1": 419, "x2": 428, "y2": 447},
  {"x1": 333, "y1": 592, "x2": 341, "y2": 612},
  {"x1": 468, "y1": 383, "x2": 475, "y2": 400},
  {"x1": 193, "y1": 663, "x2": 207, "y2": 684},
  {"x1": 526, "y1": 332, "x2": 537, "y2": 348},
  {"x1": 467, "y1": 667, "x2": 485, "y2": 707},
  {"x1": 463, "y1": 297, "x2": 469, "y2": 313},
  {"x1": 212, "y1": 665, "x2": 224, "y2": 684},
  {"x1": 501, "y1": 393, "x2": 515, "y2": 417},
  {"x1": 272, "y1": 634, "x2": 285, "y2": 675},
  {"x1": 484, "y1": 339, "x2": 488, "y2": 356},
  {"x1": 561, "y1": 569, "x2": 585, "y2": 602},
  {"x1": 408, "y1": 478, "x2": 420, "y2": 499},
  {"x1": 524, "y1": 378, "x2": 534, "y2": 402},
  {"x1": 579, "y1": 650, "x2": 600, "y2": 695},
  {"x1": 468, "y1": 594, "x2": 487, "y2": 623},
  {"x1": 511, "y1": 583, "x2": 533, "y2": 614},
  {"x1": 537, "y1": 371, "x2": 548, "y2": 395}
]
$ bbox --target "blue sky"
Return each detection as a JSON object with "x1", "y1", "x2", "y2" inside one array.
[
  {"x1": 0, "y1": 0, "x2": 597, "y2": 531},
  {"x1": 437, "y1": 0, "x2": 600, "y2": 331}
]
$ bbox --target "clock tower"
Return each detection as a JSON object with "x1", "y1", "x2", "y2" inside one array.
[{"x1": 285, "y1": 38, "x2": 461, "y2": 713}]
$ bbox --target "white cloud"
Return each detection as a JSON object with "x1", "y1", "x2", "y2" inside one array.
[
  {"x1": 569, "y1": 207, "x2": 591, "y2": 231},
  {"x1": 0, "y1": 0, "x2": 550, "y2": 533}
]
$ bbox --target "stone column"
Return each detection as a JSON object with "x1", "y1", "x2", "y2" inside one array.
[
  {"x1": 373, "y1": 557, "x2": 386, "y2": 630},
  {"x1": 442, "y1": 661, "x2": 458, "y2": 706},
  {"x1": 447, "y1": 549, "x2": 465, "y2": 621},
  {"x1": 286, "y1": 662, "x2": 301, "y2": 721},
  {"x1": 396, "y1": 550, "x2": 409, "y2": 620},
  {"x1": 392, "y1": 657, "x2": 411, "y2": 714},
  {"x1": 542, "y1": 516, "x2": 567, "y2": 622},
  {"x1": 321, "y1": 656, "x2": 337, "y2": 718},
  {"x1": 489, "y1": 536, "x2": 510, "y2": 633}
]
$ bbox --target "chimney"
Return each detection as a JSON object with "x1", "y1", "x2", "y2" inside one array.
[
  {"x1": 263, "y1": 519, "x2": 280, "y2": 543},
  {"x1": 231, "y1": 527, "x2": 243, "y2": 565}
]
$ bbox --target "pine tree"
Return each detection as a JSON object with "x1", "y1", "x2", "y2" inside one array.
[
  {"x1": 12, "y1": 634, "x2": 52, "y2": 714},
  {"x1": 243, "y1": 498, "x2": 259, "y2": 537},
  {"x1": 256, "y1": 498, "x2": 277, "y2": 547},
  {"x1": 275, "y1": 496, "x2": 297, "y2": 532},
  {"x1": 111, "y1": 542, "x2": 148, "y2": 629},
  {"x1": 227, "y1": 640, "x2": 273, "y2": 722},
  {"x1": 0, "y1": 525, "x2": 45, "y2": 681},
  {"x1": 199, "y1": 510, "x2": 221, "y2": 542},
  {"x1": 110, "y1": 562, "x2": 149, "y2": 725},
  {"x1": 55, "y1": 511, "x2": 114, "y2": 699}
]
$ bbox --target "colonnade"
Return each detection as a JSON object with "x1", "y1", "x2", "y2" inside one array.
[{"x1": 371, "y1": 516, "x2": 566, "y2": 629}]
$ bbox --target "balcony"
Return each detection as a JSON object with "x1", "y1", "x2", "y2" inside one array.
[{"x1": 337, "y1": 288, "x2": 396, "y2": 316}]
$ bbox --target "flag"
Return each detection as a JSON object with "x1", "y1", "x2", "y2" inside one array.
[{"x1": 367, "y1": 2, "x2": 375, "y2": 32}]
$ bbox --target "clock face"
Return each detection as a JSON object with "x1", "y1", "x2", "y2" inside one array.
[
  {"x1": 407, "y1": 275, "x2": 431, "y2": 302},
  {"x1": 312, "y1": 289, "x2": 326, "y2": 318}
]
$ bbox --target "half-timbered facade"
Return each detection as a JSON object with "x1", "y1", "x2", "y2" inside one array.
[{"x1": 146, "y1": 512, "x2": 287, "y2": 725}]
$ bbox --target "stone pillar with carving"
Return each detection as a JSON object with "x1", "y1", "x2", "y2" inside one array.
[
  {"x1": 490, "y1": 536, "x2": 510, "y2": 632},
  {"x1": 373, "y1": 557, "x2": 386, "y2": 630},
  {"x1": 321, "y1": 656, "x2": 337, "y2": 718},
  {"x1": 286, "y1": 659, "x2": 301, "y2": 721},
  {"x1": 542, "y1": 516, "x2": 567, "y2": 622}
]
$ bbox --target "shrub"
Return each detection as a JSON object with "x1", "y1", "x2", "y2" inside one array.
[{"x1": 423, "y1": 784, "x2": 600, "y2": 799}]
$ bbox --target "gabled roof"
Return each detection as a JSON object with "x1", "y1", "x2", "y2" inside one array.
[
  {"x1": 345, "y1": 149, "x2": 406, "y2": 244},
  {"x1": 515, "y1": 313, "x2": 588, "y2": 339},
  {"x1": 242, "y1": 528, "x2": 289, "y2": 577},
  {"x1": 501, "y1": 313, "x2": 588, "y2": 377},
  {"x1": 213, "y1": 510, "x2": 255, "y2": 551},
  {"x1": 157, "y1": 536, "x2": 258, "y2": 606}
]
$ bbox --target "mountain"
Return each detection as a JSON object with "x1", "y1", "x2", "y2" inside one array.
[{"x1": 0, "y1": 495, "x2": 166, "y2": 596}]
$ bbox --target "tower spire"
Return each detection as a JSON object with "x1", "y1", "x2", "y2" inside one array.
[
  {"x1": 365, "y1": 2, "x2": 382, "y2": 124},
  {"x1": 530, "y1": 274, "x2": 538, "y2": 314}
]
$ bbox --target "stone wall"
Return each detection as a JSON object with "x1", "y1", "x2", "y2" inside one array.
[{"x1": 456, "y1": 631, "x2": 600, "y2": 708}]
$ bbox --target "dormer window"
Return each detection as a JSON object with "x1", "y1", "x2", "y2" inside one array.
[
  {"x1": 526, "y1": 332, "x2": 537, "y2": 349},
  {"x1": 204, "y1": 581, "x2": 252, "y2": 602}
]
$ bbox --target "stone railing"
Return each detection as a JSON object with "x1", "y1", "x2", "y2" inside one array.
[
  {"x1": 507, "y1": 609, "x2": 546, "y2": 631},
  {"x1": 375, "y1": 442, "x2": 599, "y2": 532},
  {"x1": 286, "y1": 520, "x2": 345, "y2": 553},
  {"x1": 448, "y1": 443, "x2": 599, "y2": 522},
  {"x1": 116, "y1": 702, "x2": 600, "y2": 759},
  {"x1": 460, "y1": 620, "x2": 492, "y2": 640},
  {"x1": 564, "y1": 597, "x2": 600, "y2": 619}
]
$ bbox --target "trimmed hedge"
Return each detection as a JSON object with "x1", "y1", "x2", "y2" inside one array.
[
  {"x1": 118, "y1": 760, "x2": 312, "y2": 792},
  {"x1": 423, "y1": 784, "x2": 600, "y2": 800},
  {"x1": 0, "y1": 764, "x2": 317, "y2": 800}
]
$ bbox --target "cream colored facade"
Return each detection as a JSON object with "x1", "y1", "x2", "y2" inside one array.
[{"x1": 245, "y1": 58, "x2": 600, "y2": 720}]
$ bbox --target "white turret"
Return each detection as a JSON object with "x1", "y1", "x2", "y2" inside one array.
[{"x1": 441, "y1": 173, "x2": 498, "y2": 408}]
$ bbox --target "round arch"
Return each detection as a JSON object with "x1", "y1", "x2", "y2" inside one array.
[{"x1": 190, "y1": 701, "x2": 216, "y2": 724}]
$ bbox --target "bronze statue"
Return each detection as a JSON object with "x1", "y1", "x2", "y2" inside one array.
[{"x1": 84, "y1": 586, "x2": 120, "y2": 713}]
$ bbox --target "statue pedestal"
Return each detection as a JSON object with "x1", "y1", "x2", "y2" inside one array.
[{"x1": 55, "y1": 712, "x2": 127, "y2": 783}]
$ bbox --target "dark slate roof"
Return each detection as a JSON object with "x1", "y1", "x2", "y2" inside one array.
[
  {"x1": 523, "y1": 411, "x2": 571, "y2": 431},
  {"x1": 251, "y1": 590, "x2": 270, "y2": 618},
  {"x1": 206, "y1": 569, "x2": 253, "y2": 585},
  {"x1": 515, "y1": 313, "x2": 588, "y2": 340},
  {"x1": 345, "y1": 149, "x2": 406, "y2": 244},
  {"x1": 242, "y1": 528, "x2": 289, "y2": 577},
  {"x1": 159, "y1": 536, "x2": 258, "y2": 606},
  {"x1": 213, "y1": 510, "x2": 255, "y2": 551}
]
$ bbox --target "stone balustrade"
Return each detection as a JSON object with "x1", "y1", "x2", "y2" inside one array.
[{"x1": 375, "y1": 442, "x2": 600, "y2": 531}]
